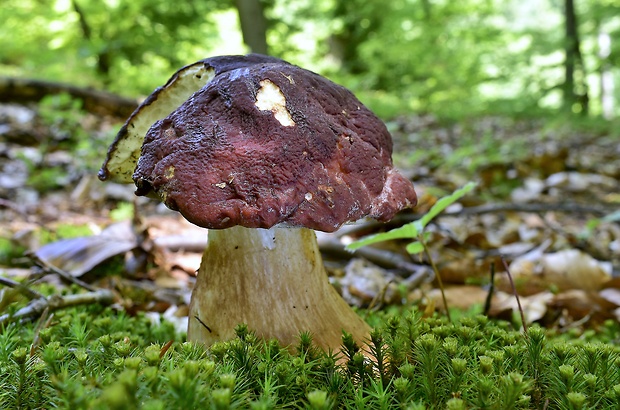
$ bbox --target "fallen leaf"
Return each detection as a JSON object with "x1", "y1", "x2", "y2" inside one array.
[
  {"x1": 498, "y1": 248, "x2": 611, "y2": 295},
  {"x1": 34, "y1": 221, "x2": 137, "y2": 276},
  {"x1": 426, "y1": 285, "x2": 490, "y2": 311},
  {"x1": 541, "y1": 249, "x2": 612, "y2": 291}
]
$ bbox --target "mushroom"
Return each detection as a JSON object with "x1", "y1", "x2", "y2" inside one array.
[{"x1": 99, "y1": 54, "x2": 417, "y2": 350}]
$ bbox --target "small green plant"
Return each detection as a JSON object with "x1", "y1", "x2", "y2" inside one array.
[
  {"x1": 347, "y1": 182, "x2": 477, "y2": 320},
  {"x1": 0, "y1": 238, "x2": 27, "y2": 267},
  {"x1": 346, "y1": 182, "x2": 476, "y2": 254}
]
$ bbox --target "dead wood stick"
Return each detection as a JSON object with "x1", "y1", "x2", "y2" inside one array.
[
  {"x1": 0, "y1": 276, "x2": 44, "y2": 300},
  {"x1": 317, "y1": 234, "x2": 428, "y2": 283},
  {"x1": 0, "y1": 76, "x2": 139, "y2": 119},
  {"x1": 0, "y1": 289, "x2": 115, "y2": 325},
  {"x1": 30, "y1": 308, "x2": 53, "y2": 356},
  {"x1": 30, "y1": 254, "x2": 98, "y2": 292},
  {"x1": 441, "y1": 202, "x2": 615, "y2": 217},
  {"x1": 0, "y1": 198, "x2": 29, "y2": 218}
]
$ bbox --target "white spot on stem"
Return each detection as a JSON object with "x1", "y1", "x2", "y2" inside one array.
[{"x1": 257, "y1": 227, "x2": 276, "y2": 250}]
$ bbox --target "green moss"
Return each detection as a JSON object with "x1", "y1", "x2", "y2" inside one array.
[
  {"x1": 53, "y1": 224, "x2": 95, "y2": 239},
  {"x1": 109, "y1": 202, "x2": 134, "y2": 221},
  {"x1": 2, "y1": 304, "x2": 620, "y2": 409},
  {"x1": 0, "y1": 237, "x2": 27, "y2": 266}
]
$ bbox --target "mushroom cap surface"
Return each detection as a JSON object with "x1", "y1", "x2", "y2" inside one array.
[{"x1": 103, "y1": 55, "x2": 417, "y2": 232}]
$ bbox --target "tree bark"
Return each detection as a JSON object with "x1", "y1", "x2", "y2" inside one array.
[
  {"x1": 235, "y1": 0, "x2": 269, "y2": 55},
  {"x1": 563, "y1": 0, "x2": 589, "y2": 114}
]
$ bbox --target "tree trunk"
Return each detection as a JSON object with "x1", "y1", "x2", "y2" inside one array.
[
  {"x1": 235, "y1": 0, "x2": 269, "y2": 55},
  {"x1": 563, "y1": 0, "x2": 589, "y2": 115},
  {"x1": 72, "y1": 0, "x2": 111, "y2": 82},
  {"x1": 598, "y1": 30, "x2": 614, "y2": 119}
]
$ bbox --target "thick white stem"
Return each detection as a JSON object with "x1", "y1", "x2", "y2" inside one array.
[{"x1": 188, "y1": 226, "x2": 370, "y2": 350}]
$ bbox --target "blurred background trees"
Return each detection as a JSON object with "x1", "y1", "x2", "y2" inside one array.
[{"x1": 1, "y1": 0, "x2": 619, "y2": 120}]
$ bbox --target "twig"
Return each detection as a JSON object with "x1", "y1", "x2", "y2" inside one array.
[
  {"x1": 0, "y1": 289, "x2": 115, "y2": 325},
  {"x1": 317, "y1": 234, "x2": 426, "y2": 279},
  {"x1": 0, "y1": 276, "x2": 44, "y2": 300},
  {"x1": 367, "y1": 280, "x2": 393, "y2": 312},
  {"x1": 483, "y1": 263, "x2": 495, "y2": 316},
  {"x1": 441, "y1": 202, "x2": 614, "y2": 217},
  {"x1": 30, "y1": 254, "x2": 98, "y2": 292},
  {"x1": 501, "y1": 255, "x2": 528, "y2": 335},
  {"x1": 0, "y1": 198, "x2": 29, "y2": 218},
  {"x1": 410, "y1": 202, "x2": 615, "y2": 220}
]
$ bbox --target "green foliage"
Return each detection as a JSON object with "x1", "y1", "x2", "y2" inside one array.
[
  {"x1": 110, "y1": 202, "x2": 135, "y2": 221},
  {"x1": 3, "y1": 302, "x2": 620, "y2": 408},
  {"x1": 334, "y1": 0, "x2": 505, "y2": 116},
  {"x1": 3, "y1": 0, "x2": 619, "y2": 119},
  {"x1": 0, "y1": 0, "x2": 229, "y2": 95},
  {"x1": 0, "y1": 238, "x2": 27, "y2": 267}
]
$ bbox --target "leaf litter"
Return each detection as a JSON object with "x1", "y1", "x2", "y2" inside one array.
[{"x1": 1, "y1": 102, "x2": 619, "y2": 333}]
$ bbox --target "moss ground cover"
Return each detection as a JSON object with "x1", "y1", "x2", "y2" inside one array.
[{"x1": 2, "y1": 302, "x2": 620, "y2": 409}]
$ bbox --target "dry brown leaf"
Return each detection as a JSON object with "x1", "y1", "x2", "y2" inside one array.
[
  {"x1": 339, "y1": 258, "x2": 400, "y2": 307},
  {"x1": 488, "y1": 290, "x2": 554, "y2": 324},
  {"x1": 599, "y1": 288, "x2": 620, "y2": 307},
  {"x1": 546, "y1": 289, "x2": 618, "y2": 327},
  {"x1": 541, "y1": 249, "x2": 612, "y2": 291},
  {"x1": 498, "y1": 248, "x2": 612, "y2": 295},
  {"x1": 438, "y1": 255, "x2": 492, "y2": 284},
  {"x1": 426, "y1": 285, "x2": 490, "y2": 311}
]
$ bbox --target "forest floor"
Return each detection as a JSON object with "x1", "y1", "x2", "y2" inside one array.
[{"x1": 1, "y1": 99, "x2": 619, "y2": 334}]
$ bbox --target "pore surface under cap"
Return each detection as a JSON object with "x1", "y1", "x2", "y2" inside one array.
[{"x1": 132, "y1": 55, "x2": 417, "y2": 232}]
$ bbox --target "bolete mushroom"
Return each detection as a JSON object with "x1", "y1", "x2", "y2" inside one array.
[{"x1": 99, "y1": 54, "x2": 417, "y2": 350}]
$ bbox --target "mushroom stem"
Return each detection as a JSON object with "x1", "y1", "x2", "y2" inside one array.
[{"x1": 188, "y1": 226, "x2": 370, "y2": 350}]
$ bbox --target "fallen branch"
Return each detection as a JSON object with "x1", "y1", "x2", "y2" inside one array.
[
  {"x1": 0, "y1": 289, "x2": 115, "y2": 325},
  {"x1": 0, "y1": 276, "x2": 43, "y2": 300},
  {"x1": 0, "y1": 198, "x2": 30, "y2": 219},
  {"x1": 0, "y1": 76, "x2": 138, "y2": 119},
  {"x1": 440, "y1": 202, "x2": 615, "y2": 218},
  {"x1": 317, "y1": 234, "x2": 427, "y2": 281},
  {"x1": 29, "y1": 253, "x2": 98, "y2": 292}
]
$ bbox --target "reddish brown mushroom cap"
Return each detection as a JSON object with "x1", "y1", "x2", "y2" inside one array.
[{"x1": 125, "y1": 55, "x2": 417, "y2": 232}]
